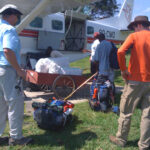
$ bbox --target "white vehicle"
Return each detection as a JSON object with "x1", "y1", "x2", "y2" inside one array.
[
  {"x1": 0, "y1": 0, "x2": 134, "y2": 66},
  {"x1": 85, "y1": 0, "x2": 134, "y2": 50},
  {"x1": 20, "y1": 12, "x2": 87, "y2": 53}
]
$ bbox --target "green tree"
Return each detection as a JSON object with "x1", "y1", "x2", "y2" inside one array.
[{"x1": 83, "y1": 0, "x2": 120, "y2": 20}]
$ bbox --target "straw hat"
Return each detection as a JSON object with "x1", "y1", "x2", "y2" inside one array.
[
  {"x1": 127, "y1": 16, "x2": 150, "y2": 30},
  {"x1": 0, "y1": 4, "x2": 22, "y2": 15}
]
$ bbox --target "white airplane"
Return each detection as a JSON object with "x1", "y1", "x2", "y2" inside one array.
[
  {"x1": 0, "y1": 0, "x2": 134, "y2": 65},
  {"x1": 0, "y1": 0, "x2": 97, "y2": 33},
  {"x1": 85, "y1": 0, "x2": 134, "y2": 50},
  {"x1": 0, "y1": 0, "x2": 99, "y2": 64}
]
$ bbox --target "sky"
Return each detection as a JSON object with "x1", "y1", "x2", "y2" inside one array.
[{"x1": 117, "y1": 0, "x2": 150, "y2": 21}]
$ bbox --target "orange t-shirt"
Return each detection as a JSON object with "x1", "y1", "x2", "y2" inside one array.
[{"x1": 117, "y1": 30, "x2": 150, "y2": 82}]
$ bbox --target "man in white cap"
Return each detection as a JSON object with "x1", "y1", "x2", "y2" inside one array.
[
  {"x1": 0, "y1": 4, "x2": 32, "y2": 145},
  {"x1": 109, "y1": 16, "x2": 150, "y2": 150}
]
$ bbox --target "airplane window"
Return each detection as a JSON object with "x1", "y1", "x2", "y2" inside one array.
[
  {"x1": 52, "y1": 20, "x2": 63, "y2": 30},
  {"x1": 87, "y1": 26, "x2": 94, "y2": 34},
  {"x1": 29, "y1": 17, "x2": 43, "y2": 28}
]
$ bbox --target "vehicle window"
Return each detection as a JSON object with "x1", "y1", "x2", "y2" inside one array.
[
  {"x1": 87, "y1": 26, "x2": 94, "y2": 34},
  {"x1": 52, "y1": 20, "x2": 63, "y2": 30},
  {"x1": 29, "y1": 17, "x2": 43, "y2": 28}
]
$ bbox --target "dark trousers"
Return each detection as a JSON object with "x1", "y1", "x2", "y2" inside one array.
[{"x1": 90, "y1": 61, "x2": 99, "y2": 74}]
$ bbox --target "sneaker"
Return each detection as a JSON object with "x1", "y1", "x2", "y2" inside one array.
[
  {"x1": 109, "y1": 135, "x2": 126, "y2": 147},
  {"x1": 9, "y1": 137, "x2": 33, "y2": 146},
  {"x1": 0, "y1": 137, "x2": 9, "y2": 145}
]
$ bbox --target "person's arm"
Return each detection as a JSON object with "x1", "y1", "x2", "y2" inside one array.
[
  {"x1": 117, "y1": 34, "x2": 133, "y2": 80},
  {"x1": 82, "y1": 49, "x2": 91, "y2": 53},
  {"x1": 4, "y1": 48, "x2": 26, "y2": 80}
]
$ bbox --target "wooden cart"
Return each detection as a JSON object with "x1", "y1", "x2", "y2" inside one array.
[{"x1": 26, "y1": 70, "x2": 87, "y2": 98}]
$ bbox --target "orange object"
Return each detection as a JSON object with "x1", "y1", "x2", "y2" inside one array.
[
  {"x1": 52, "y1": 97, "x2": 56, "y2": 100},
  {"x1": 63, "y1": 106, "x2": 68, "y2": 112},
  {"x1": 67, "y1": 102, "x2": 74, "y2": 108},
  {"x1": 92, "y1": 88, "x2": 98, "y2": 99},
  {"x1": 117, "y1": 30, "x2": 150, "y2": 82},
  {"x1": 63, "y1": 102, "x2": 74, "y2": 112}
]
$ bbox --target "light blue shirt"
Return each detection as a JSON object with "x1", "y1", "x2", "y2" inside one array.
[
  {"x1": 0, "y1": 19, "x2": 21, "y2": 66},
  {"x1": 93, "y1": 40, "x2": 114, "y2": 81}
]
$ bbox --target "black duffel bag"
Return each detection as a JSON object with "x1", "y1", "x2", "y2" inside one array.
[{"x1": 32, "y1": 99, "x2": 74, "y2": 130}]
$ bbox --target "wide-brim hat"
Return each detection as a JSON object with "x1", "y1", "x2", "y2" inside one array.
[
  {"x1": 0, "y1": 4, "x2": 22, "y2": 15},
  {"x1": 127, "y1": 16, "x2": 150, "y2": 30}
]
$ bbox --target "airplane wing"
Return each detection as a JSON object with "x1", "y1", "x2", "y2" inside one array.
[
  {"x1": 0, "y1": 0, "x2": 98, "y2": 16},
  {"x1": 0, "y1": 0, "x2": 99, "y2": 33}
]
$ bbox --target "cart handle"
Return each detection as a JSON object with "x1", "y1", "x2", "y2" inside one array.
[{"x1": 63, "y1": 72, "x2": 98, "y2": 101}]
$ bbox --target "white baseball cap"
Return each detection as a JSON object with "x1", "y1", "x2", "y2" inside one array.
[{"x1": 0, "y1": 4, "x2": 22, "y2": 15}]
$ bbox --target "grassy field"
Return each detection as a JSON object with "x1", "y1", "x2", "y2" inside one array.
[
  {"x1": 1, "y1": 54, "x2": 141, "y2": 150},
  {"x1": 1, "y1": 102, "x2": 140, "y2": 150}
]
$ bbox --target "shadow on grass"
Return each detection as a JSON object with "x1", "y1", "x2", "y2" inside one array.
[
  {"x1": 126, "y1": 139, "x2": 139, "y2": 148},
  {"x1": 114, "y1": 93, "x2": 122, "y2": 106},
  {"x1": 30, "y1": 115, "x2": 97, "y2": 150}
]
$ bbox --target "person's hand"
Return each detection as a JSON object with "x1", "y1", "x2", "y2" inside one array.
[
  {"x1": 82, "y1": 49, "x2": 91, "y2": 53},
  {"x1": 16, "y1": 69, "x2": 27, "y2": 80},
  {"x1": 121, "y1": 70, "x2": 130, "y2": 82},
  {"x1": 89, "y1": 56, "x2": 92, "y2": 61},
  {"x1": 82, "y1": 49, "x2": 87, "y2": 53}
]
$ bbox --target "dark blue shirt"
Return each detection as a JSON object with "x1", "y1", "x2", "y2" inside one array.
[{"x1": 93, "y1": 40, "x2": 114, "y2": 81}]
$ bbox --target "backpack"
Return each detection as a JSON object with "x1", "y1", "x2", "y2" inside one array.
[
  {"x1": 32, "y1": 98, "x2": 74, "y2": 130},
  {"x1": 89, "y1": 74, "x2": 114, "y2": 112},
  {"x1": 109, "y1": 42, "x2": 120, "y2": 69}
]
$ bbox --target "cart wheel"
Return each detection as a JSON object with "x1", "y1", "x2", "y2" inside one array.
[
  {"x1": 40, "y1": 84, "x2": 52, "y2": 92},
  {"x1": 52, "y1": 75, "x2": 75, "y2": 98}
]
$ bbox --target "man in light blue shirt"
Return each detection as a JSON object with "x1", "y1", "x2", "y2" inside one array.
[
  {"x1": 0, "y1": 19, "x2": 21, "y2": 65},
  {"x1": 93, "y1": 33, "x2": 114, "y2": 82},
  {"x1": 0, "y1": 4, "x2": 32, "y2": 146}
]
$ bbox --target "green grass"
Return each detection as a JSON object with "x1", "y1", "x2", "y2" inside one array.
[
  {"x1": 70, "y1": 56, "x2": 91, "y2": 78},
  {"x1": 1, "y1": 101, "x2": 140, "y2": 150},
  {"x1": 1, "y1": 53, "x2": 141, "y2": 150},
  {"x1": 114, "y1": 53, "x2": 130, "y2": 86}
]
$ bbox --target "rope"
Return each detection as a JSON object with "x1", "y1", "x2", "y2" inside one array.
[{"x1": 64, "y1": 9, "x2": 73, "y2": 42}]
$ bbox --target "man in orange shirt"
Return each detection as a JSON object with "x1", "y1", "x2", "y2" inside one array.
[{"x1": 109, "y1": 16, "x2": 150, "y2": 150}]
